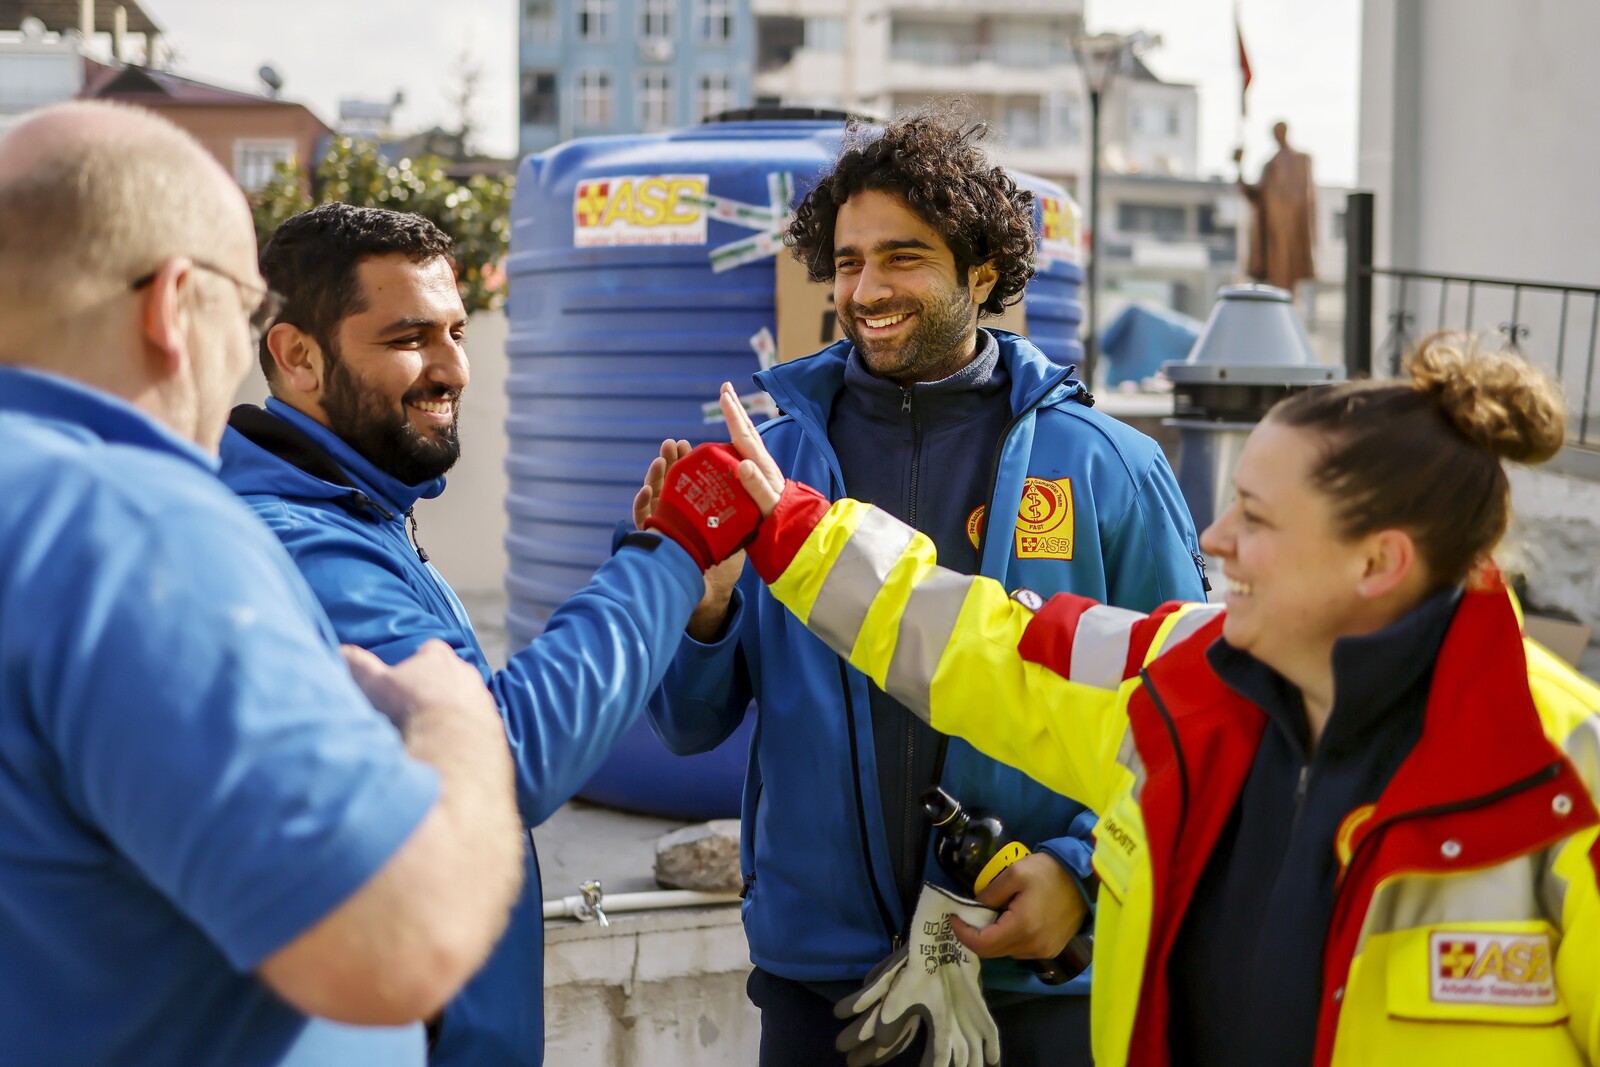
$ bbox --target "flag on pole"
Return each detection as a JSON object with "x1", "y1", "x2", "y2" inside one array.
[{"x1": 1236, "y1": 4, "x2": 1253, "y2": 116}]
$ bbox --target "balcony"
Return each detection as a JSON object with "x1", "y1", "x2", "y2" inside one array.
[
  {"x1": 889, "y1": 40, "x2": 1074, "y2": 69},
  {"x1": 884, "y1": 0, "x2": 1082, "y2": 14}
]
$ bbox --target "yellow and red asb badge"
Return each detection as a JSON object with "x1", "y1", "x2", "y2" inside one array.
[
  {"x1": 963, "y1": 478, "x2": 1075, "y2": 560},
  {"x1": 1430, "y1": 930, "x2": 1557, "y2": 1006},
  {"x1": 573, "y1": 174, "x2": 709, "y2": 248},
  {"x1": 1038, "y1": 195, "x2": 1081, "y2": 265},
  {"x1": 1016, "y1": 477, "x2": 1074, "y2": 560}
]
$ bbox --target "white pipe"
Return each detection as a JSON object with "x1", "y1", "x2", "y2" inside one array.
[
  {"x1": 80, "y1": 0, "x2": 94, "y2": 39},
  {"x1": 543, "y1": 889, "x2": 739, "y2": 922}
]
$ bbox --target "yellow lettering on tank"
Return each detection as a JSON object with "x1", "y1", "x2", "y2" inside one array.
[
  {"x1": 600, "y1": 181, "x2": 637, "y2": 227},
  {"x1": 664, "y1": 178, "x2": 708, "y2": 225},
  {"x1": 634, "y1": 177, "x2": 669, "y2": 224}
]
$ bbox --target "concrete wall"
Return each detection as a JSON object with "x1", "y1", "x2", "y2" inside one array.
[
  {"x1": 413, "y1": 308, "x2": 511, "y2": 596},
  {"x1": 1360, "y1": 0, "x2": 1600, "y2": 288},
  {"x1": 1508, "y1": 466, "x2": 1600, "y2": 637},
  {"x1": 544, "y1": 907, "x2": 759, "y2": 1066},
  {"x1": 1360, "y1": 0, "x2": 1600, "y2": 656},
  {"x1": 1359, "y1": 0, "x2": 1600, "y2": 401}
]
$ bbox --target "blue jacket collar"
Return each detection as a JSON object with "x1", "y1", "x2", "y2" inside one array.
[
  {"x1": 0, "y1": 365, "x2": 217, "y2": 473},
  {"x1": 755, "y1": 329, "x2": 1084, "y2": 445},
  {"x1": 219, "y1": 397, "x2": 445, "y2": 515}
]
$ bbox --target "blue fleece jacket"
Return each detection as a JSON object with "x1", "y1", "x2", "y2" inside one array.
[
  {"x1": 220, "y1": 399, "x2": 704, "y2": 1067},
  {"x1": 647, "y1": 331, "x2": 1207, "y2": 996}
]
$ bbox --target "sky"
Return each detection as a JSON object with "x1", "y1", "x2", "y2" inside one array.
[{"x1": 138, "y1": 0, "x2": 1361, "y2": 185}]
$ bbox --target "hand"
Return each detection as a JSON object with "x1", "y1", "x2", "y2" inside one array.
[
  {"x1": 949, "y1": 853, "x2": 1088, "y2": 961},
  {"x1": 641, "y1": 442, "x2": 761, "y2": 571},
  {"x1": 718, "y1": 382, "x2": 784, "y2": 518},
  {"x1": 342, "y1": 639, "x2": 497, "y2": 735},
  {"x1": 635, "y1": 437, "x2": 743, "y2": 640},
  {"x1": 835, "y1": 884, "x2": 1001, "y2": 1067}
]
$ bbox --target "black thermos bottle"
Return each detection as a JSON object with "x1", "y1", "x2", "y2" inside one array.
[{"x1": 922, "y1": 785, "x2": 1094, "y2": 985}]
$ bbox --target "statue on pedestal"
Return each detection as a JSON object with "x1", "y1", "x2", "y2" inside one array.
[{"x1": 1236, "y1": 121, "x2": 1316, "y2": 297}]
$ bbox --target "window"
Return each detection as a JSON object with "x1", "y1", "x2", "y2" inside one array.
[
  {"x1": 1132, "y1": 102, "x2": 1179, "y2": 137},
  {"x1": 696, "y1": 71, "x2": 733, "y2": 122},
  {"x1": 233, "y1": 139, "x2": 296, "y2": 192},
  {"x1": 522, "y1": 70, "x2": 558, "y2": 126},
  {"x1": 1046, "y1": 93, "x2": 1082, "y2": 145},
  {"x1": 640, "y1": 0, "x2": 673, "y2": 40},
  {"x1": 524, "y1": 0, "x2": 556, "y2": 42},
  {"x1": 1004, "y1": 100, "x2": 1043, "y2": 149},
  {"x1": 577, "y1": 69, "x2": 614, "y2": 127},
  {"x1": 805, "y1": 17, "x2": 844, "y2": 53},
  {"x1": 578, "y1": 0, "x2": 614, "y2": 41},
  {"x1": 1117, "y1": 202, "x2": 1188, "y2": 236},
  {"x1": 696, "y1": 0, "x2": 733, "y2": 44},
  {"x1": 637, "y1": 70, "x2": 673, "y2": 130}
]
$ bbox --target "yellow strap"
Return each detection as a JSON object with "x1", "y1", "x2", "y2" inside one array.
[{"x1": 973, "y1": 841, "x2": 1032, "y2": 894}]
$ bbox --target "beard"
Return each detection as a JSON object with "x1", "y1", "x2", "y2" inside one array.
[
  {"x1": 321, "y1": 345, "x2": 462, "y2": 486},
  {"x1": 840, "y1": 281, "x2": 977, "y2": 384}
]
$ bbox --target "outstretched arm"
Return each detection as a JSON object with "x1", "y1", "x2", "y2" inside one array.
[{"x1": 719, "y1": 384, "x2": 1137, "y2": 814}]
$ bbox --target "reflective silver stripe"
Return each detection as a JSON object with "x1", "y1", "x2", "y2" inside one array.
[
  {"x1": 885, "y1": 569, "x2": 979, "y2": 721},
  {"x1": 1069, "y1": 605, "x2": 1143, "y2": 690},
  {"x1": 807, "y1": 507, "x2": 916, "y2": 657},
  {"x1": 1115, "y1": 725, "x2": 1147, "y2": 802},
  {"x1": 1560, "y1": 715, "x2": 1599, "y2": 796},
  {"x1": 1158, "y1": 604, "x2": 1225, "y2": 657},
  {"x1": 1356, "y1": 858, "x2": 1545, "y2": 950},
  {"x1": 1537, "y1": 844, "x2": 1570, "y2": 928},
  {"x1": 1542, "y1": 716, "x2": 1600, "y2": 922}
]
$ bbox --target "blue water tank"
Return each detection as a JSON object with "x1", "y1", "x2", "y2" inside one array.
[{"x1": 505, "y1": 115, "x2": 1084, "y2": 820}]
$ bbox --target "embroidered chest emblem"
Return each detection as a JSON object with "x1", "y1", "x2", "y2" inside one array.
[
  {"x1": 1015, "y1": 477, "x2": 1074, "y2": 560},
  {"x1": 1429, "y1": 930, "x2": 1556, "y2": 1006}
]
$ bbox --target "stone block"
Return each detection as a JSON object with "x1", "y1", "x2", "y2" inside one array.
[{"x1": 654, "y1": 819, "x2": 743, "y2": 893}]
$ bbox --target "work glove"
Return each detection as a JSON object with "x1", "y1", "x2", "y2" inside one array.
[
  {"x1": 834, "y1": 883, "x2": 1002, "y2": 1067},
  {"x1": 642, "y1": 442, "x2": 761, "y2": 571}
]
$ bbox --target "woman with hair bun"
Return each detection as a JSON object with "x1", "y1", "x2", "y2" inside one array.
[{"x1": 708, "y1": 332, "x2": 1600, "y2": 1067}]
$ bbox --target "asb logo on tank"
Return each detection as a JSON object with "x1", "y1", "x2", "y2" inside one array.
[
  {"x1": 1038, "y1": 195, "x2": 1081, "y2": 264},
  {"x1": 572, "y1": 174, "x2": 709, "y2": 248},
  {"x1": 1429, "y1": 930, "x2": 1557, "y2": 1006}
]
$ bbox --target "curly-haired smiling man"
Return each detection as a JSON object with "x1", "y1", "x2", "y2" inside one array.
[{"x1": 641, "y1": 111, "x2": 1207, "y2": 1066}]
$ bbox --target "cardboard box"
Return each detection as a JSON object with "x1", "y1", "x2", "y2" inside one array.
[
  {"x1": 1524, "y1": 614, "x2": 1594, "y2": 669},
  {"x1": 774, "y1": 253, "x2": 1026, "y2": 364}
]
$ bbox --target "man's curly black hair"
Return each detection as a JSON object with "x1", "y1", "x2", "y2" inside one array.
[
  {"x1": 256, "y1": 202, "x2": 455, "y2": 381},
  {"x1": 786, "y1": 111, "x2": 1036, "y2": 317}
]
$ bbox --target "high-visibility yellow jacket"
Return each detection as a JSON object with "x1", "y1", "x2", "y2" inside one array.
[{"x1": 747, "y1": 488, "x2": 1600, "y2": 1067}]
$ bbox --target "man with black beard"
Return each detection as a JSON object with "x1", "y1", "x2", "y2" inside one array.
[
  {"x1": 219, "y1": 203, "x2": 721, "y2": 1067},
  {"x1": 640, "y1": 113, "x2": 1206, "y2": 1066}
]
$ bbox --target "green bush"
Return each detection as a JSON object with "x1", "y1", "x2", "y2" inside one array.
[{"x1": 252, "y1": 137, "x2": 513, "y2": 313}]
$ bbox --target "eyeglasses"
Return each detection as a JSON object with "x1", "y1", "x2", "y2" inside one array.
[{"x1": 131, "y1": 260, "x2": 285, "y2": 346}]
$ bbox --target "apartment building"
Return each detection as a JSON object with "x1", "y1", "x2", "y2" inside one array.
[
  {"x1": 752, "y1": 0, "x2": 1197, "y2": 192},
  {"x1": 519, "y1": 0, "x2": 755, "y2": 156}
]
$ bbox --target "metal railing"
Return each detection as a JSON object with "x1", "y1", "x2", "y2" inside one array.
[{"x1": 1344, "y1": 192, "x2": 1600, "y2": 449}]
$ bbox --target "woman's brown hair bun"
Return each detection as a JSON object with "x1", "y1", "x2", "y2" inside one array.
[{"x1": 1405, "y1": 332, "x2": 1566, "y2": 465}]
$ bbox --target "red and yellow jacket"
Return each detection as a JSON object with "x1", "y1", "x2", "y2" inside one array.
[{"x1": 747, "y1": 487, "x2": 1600, "y2": 1066}]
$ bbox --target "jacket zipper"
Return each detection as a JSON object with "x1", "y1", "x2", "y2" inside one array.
[
  {"x1": 901, "y1": 387, "x2": 925, "y2": 900},
  {"x1": 1136, "y1": 670, "x2": 1193, "y2": 841},
  {"x1": 1334, "y1": 760, "x2": 1566, "y2": 894},
  {"x1": 827, "y1": 463, "x2": 902, "y2": 950},
  {"x1": 1291, "y1": 763, "x2": 1312, "y2": 833},
  {"x1": 405, "y1": 507, "x2": 430, "y2": 563},
  {"x1": 936, "y1": 366, "x2": 1077, "y2": 789}
]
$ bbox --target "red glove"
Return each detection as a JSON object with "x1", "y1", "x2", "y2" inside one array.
[{"x1": 643, "y1": 443, "x2": 762, "y2": 571}]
